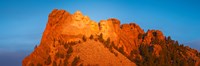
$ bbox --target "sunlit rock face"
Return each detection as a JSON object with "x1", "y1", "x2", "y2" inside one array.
[
  {"x1": 196, "y1": 60, "x2": 200, "y2": 66},
  {"x1": 143, "y1": 30, "x2": 165, "y2": 44},
  {"x1": 33, "y1": 9, "x2": 166, "y2": 56},
  {"x1": 152, "y1": 44, "x2": 162, "y2": 57},
  {"x1": 119, "y1": 23, "x2": 145, "y2": 54},
  {"x1": 52, "y1": 10, "x2": 100, "y2": 42},
  {"x1": 23, "y1": 9, "x2": 200, "y2": 66},
  {"x1": 99, "y1": 20, "x2": 118, "y2": 40}
]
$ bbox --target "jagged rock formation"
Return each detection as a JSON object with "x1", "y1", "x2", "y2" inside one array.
[{"x1": 23, "y1": 9, "x2": 200, "y2": 66}]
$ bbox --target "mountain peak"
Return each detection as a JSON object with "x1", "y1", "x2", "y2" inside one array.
[{"x1": 23, "y1": 9, "x2": 200, "y2": 66}]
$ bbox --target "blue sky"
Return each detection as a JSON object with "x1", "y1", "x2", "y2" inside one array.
[{"x1": 0, "y1": 0, "x2": 200, "y2": 66}]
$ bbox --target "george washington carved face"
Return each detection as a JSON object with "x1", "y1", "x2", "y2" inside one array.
[{"x1": 73, "y1": 11, "x2": 83, "y2": 21}]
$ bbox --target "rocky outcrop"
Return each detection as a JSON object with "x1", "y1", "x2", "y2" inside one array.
[
  {"x1": 196, "y1": 59, "x2": 200, "y2": 66},
  {"x1": 23, "y1": 9, "x2": 200, "y2": 66},
  {"x1": 152, "y1": 44, "x2": 162, "y2": 57},
  {"x1": 143, "y1": 30, "x2": 165, "y2": 44}
]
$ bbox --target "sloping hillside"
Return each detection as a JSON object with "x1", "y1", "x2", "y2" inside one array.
[{"x1": 23, "y1": 9, "x2": 200, "y2": 66}]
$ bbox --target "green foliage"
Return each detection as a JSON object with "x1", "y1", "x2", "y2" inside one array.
[
  {"x1": 29, "y1": 63, "x2": 34, "y2": 66},
  {"x1": 89, "y1": 35, "x2": 94, "y2": 39},
  {"x1": 138, "y1": 33, "x2": 143, "y2": 39},
  {"x1": 138, "y1": 44, "x2": 156, "y2": 66},
  {"x1": 151, "y1": 38, "x2": 160, "y2": 44},
  {"x1": 64, "y1": 46, "x2": 73, "y2": 65},
  {"x1": 34, "y1": 45, "x2": 37, "y2": 49},
  {"x1": 196, "y1": 53, "x2": 200, "y2": 57},
  {"x1": 58, "y1": 60, "x2": 62, "y2": 66},
  {"x1": 55, "y1": 52, "x2": 64, "y2": 58},
  {"x1": 128, "y1": 49, "x2": 140, "y2": 62},
  {"x1": 72, "y1": 56, "x2": 80, "y2": 66},
  {"x1": 98, "y1": 33, "x2": 117, "y2": 56},
  {"x1": 130, "y1": 49, "x2": 139, "y2": 55},
  {"x1": 53, "y1": 61, "x2": 57, "y2": 66},
  {"x1": 80, "y1": 63, "x2": 83, "y2": 66},
  {"x1": 70, "y1": 41, "x2": 77, "y2": 45},
  {"x1": 45, "y1": 56, "x2": 51, "y2": 65},
  {"x1": 142, "y1": 33, "x2": 147, "y2": 39},
  {"x1": 109, "y1": 41, "x2": 118, "y2": 56},
  {"x1": 64, "y1": 43, "x2": 69, "y2": 49},
  {"x1": 78, "y1": 40, "x2": 81, "y2": 43},
  {"x1": 94, "y1": 33, "x2": 197, "y2": 66},
  {"x1": 175, "y1": 41, "x2": 179, "y2": 45},
  {"x1": 98, "y1": 33, "x2": 113, "y2": 51},
  {"x1": 64, "y1": 41, "x2": 79, "y2": 49},
  {"x1": 98, "y1": 33, "x2": 104, "y2": 43},
  {"x1": 167, "y1": 36, "x2": 171, "y2": 41},
  {"x1": 118, "y1": 46, "x2": 125, "y2": 55},
  {"x1": 135, "y1": 37, "x2": 197, "y2": 66},
  {"x1": 82, "y1": 35, "x2": 87, "y2": 42},
  {"x1": 60, "y1": 53, "x2": 64, "y2": 58},
  {"x1": 104, "y1": 38, "x2": 110, "y2": 48},
  {"x1": 37, "y1": 63, "x2": 42, "y2": 66},
  {"x1": 152, "y1": 32, "x2": 157, "y2": 37},
  {"x1": 64, "y1": 47, "x2": 72, "y2": 66},
  {"x1": 55, "y1": 52, "x2": 59, "y2": 58},
  {"x1": 139, "y1": 44, "x2": 150, "y2": 56},
  {"x1": 63, "y1": 58, "x2": 68, "y2": 66},
  {"x1": 111, "y1": 41, "x2": 118, "y2": 50},
  {"x1": 67, "y1": 46, "x2": 73, "y2": 56}
]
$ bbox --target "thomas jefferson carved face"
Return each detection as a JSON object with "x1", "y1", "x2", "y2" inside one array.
[{"x1": 83, "y1": 16, "x2": 90, "y2": 24}]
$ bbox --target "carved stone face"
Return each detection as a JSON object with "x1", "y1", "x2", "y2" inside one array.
[
  {"x1": 73, "y1": 11, "x2": 83, "y2": 21},
  {"x1": 90, "y1": 20, "x2": 99, "y2": 31},
  {"x1": 83, "y1": 16, "x2": 90, "y2": 24},
  {"x1": 99, "y1": 20, "x2": 107, "y2": 30}
]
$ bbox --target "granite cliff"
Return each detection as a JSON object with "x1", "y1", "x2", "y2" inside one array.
[{"x1": 23, "y1": 9, "x2": 200, "y2": 66}]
